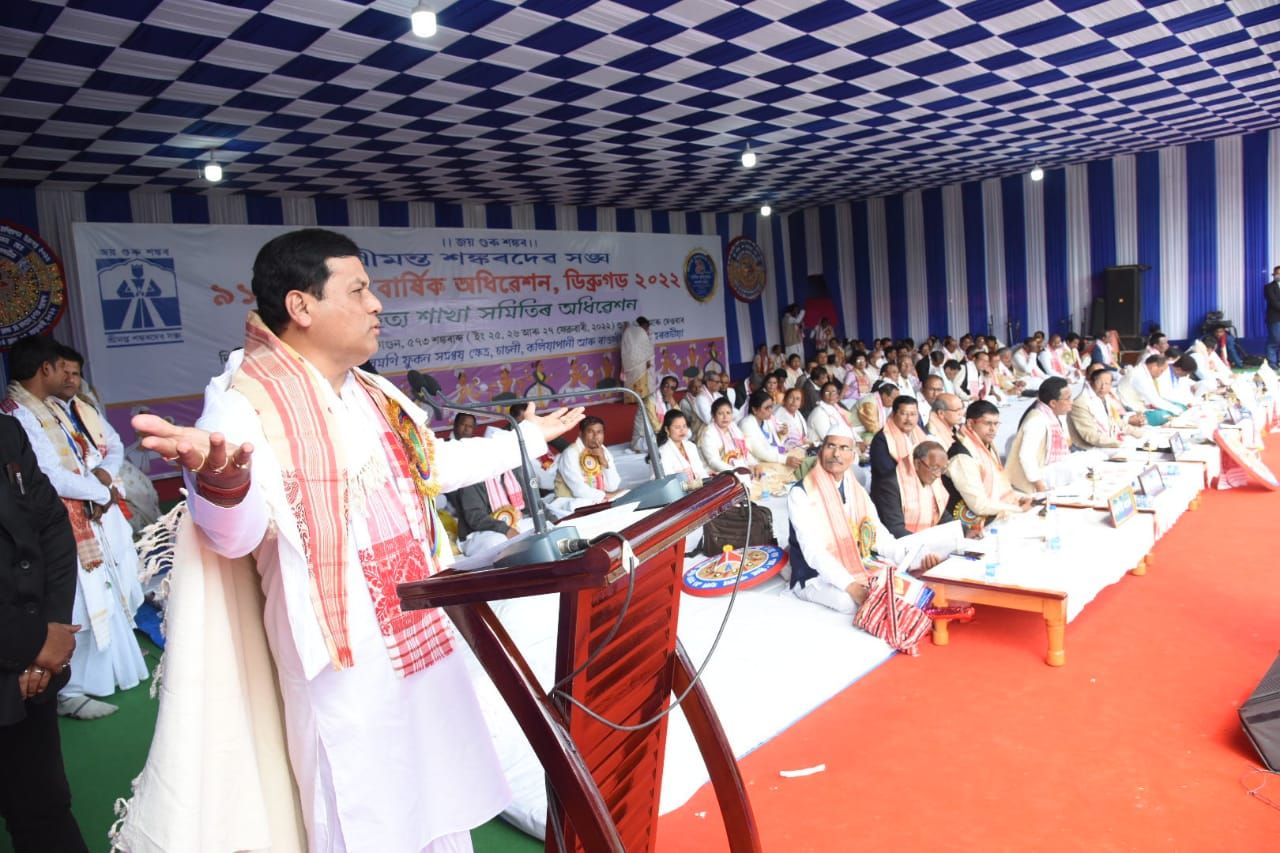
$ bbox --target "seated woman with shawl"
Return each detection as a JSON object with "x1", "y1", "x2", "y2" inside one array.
[
  {"x1": 654, "y1": 408, "x2": 709, "y2": 486},
  {"x1": 773, "y1": 387, "x2": 815, "y2": 451},
  {"x1": 808, "y1": 381, "x2": 859, "y2": 441},
  {"x1": 698, "y1": 397, "x2": 764, "y2": 476},
  {"x1": 739, "y1": 389, "x2": 805, "y2": 471}
]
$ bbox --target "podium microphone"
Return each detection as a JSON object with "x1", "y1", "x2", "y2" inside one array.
[
  {"x1": 408, "y1": 370, "x2": 585, "y2": 567},
  {"x1": 451, "y1": 383, "x2": 690, "y2": 511}
]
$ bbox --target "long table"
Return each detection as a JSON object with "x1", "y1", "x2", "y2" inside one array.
[
  {"x1": 924, "y1": 503, "x2": 1159, "y2": 666},
  {"x1": 923, "y1": 417, "x2": 1217, "y2": 666}
]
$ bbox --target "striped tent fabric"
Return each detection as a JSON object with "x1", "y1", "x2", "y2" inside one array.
[{"x1": 3, "y1": 125, "x2": 1280, "y2": 369}]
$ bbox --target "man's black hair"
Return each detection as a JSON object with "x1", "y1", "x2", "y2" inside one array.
[
  {"x1": 8, "y1": 335, "x2": 61, "y2": 381},
  {"x1": 251, "y1": 228, "x2": 362, "y2": 335}
]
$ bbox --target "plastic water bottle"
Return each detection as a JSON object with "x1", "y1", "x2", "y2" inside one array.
[
  {"x1": 1045, "y1": 504, "x2": 1061, "y2": 552},
  {"x1": 984, "y1": 525, "x2": 1000, "y2": 580}
]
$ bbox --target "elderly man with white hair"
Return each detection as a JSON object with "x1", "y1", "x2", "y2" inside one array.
[{"x1": 785, "y1": 422, "x2": 942, "y2": 615}]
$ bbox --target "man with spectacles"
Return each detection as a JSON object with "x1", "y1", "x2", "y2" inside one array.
[
  {"x1": 786, "y1": 423, "x2": 942, "y2": 615},
  {"x1": 944, "y1": 400, "x2": 1033, "y2": 525},
  {"x1": 924, "y1": 393, "x2": 965, "y2": 452},
  {"x1": 875, "y1": 437, "x2": 951, "y2": 539}
]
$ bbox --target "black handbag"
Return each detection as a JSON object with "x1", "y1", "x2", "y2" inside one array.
[{"x1": 698, "y1": 500, "x2": 775, "y2": 555}]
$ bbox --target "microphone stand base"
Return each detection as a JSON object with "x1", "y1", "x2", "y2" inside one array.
[
  {"x1": 494, "y1": 526, "x2": 584, "y2": 569},
  {"x1": 617, "y1": 474, "x2": 687, "y2": 510}
]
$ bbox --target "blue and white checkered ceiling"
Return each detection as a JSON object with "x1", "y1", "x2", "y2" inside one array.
[{"x1": 2, "y1": 1, "x2": 1278, "y2": 212}]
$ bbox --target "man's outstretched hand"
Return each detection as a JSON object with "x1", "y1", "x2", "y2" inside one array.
[
  {"x1": 522, "y1": 404, "x2": 586, "y2": 444},
  {"x1": 131, "y1": 413, "x2": 253, "y2": 492}
]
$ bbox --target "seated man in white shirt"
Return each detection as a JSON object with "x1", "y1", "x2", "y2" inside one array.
[
  {"x1": 1143, "y1": 331, "x2": 1169, "y2": 361},
  {"x1": 554, "y1": 415, "x2": 623, "y2": 505},
  {"x1": 969, "y1": 351, "x2": 1005, "y2": 402},
  {"x1": 993, "y1": 347, "x2": 1028, "y2": 397},
  {"x1": 1011, "y1": 337, "x2": 1047, "y2": 389},
  {"x1": 786, "y1": 423, "x2": 942, "y2": 615},
  {"x1": 941, "y1": 359, "x2": 971, "y2": 401},
  {"x1": 679, "y1": 375, "x2": 704, "y2": 433},
  {"x1": 691, "y1": 373, "x2": 726, "y2": 437},
  {"x1": 1006, "y1": 377, "x2": 1075, "y2": 494},
  {"x1": 1116, "y1": 355, "x2": 1184, "y2": 424},
  {"x1": 1163, "y1": 354, "x2": 1208, "y2": 407}
]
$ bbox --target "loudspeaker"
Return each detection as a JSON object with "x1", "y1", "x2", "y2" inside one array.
[
  {"x1": 1104, "y1": 266, "x2": 1142, "y2": 338},
  {"x1": 1240, "y1": 651, "x2": 1280, "y2": 771},
  {"x1": 1089, "y1": 296, "x2": 1107, "y2": 338}
]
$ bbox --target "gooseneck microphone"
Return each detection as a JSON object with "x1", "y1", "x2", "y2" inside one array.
[{"x1": 438, "y1": 383, "x2": 699, "y2": 512}]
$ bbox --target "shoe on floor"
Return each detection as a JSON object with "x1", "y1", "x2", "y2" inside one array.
[{"x1": 57, "y1": 695, "x2": 118, "y2": 720}]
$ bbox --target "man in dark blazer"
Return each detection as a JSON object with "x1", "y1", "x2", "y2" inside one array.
[
  {"x1": 1265, "y1": 264, "x2": 1280, "y2": 369},
  {"x1": 799, "y1": 366, "x2": 828, "y2": 418},
  {"x1": 867, "y1": 395, "x2": 924, "y2": 538},
  {"x1": 0, "y1": 414, "x2": 87, "y2": 852}
]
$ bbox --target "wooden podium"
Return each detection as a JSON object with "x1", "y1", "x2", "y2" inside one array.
[{"x1": 398, "y1": 472, "x2": 761, "y2": 852}]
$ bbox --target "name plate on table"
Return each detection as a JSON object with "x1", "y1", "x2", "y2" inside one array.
[
  {"x1": 1107, "y1": 486, "x2": 1138, "y2": 527},
  {"x1": 1169, "y1": 431, "x2": 1188, "y2": 459},
  {"x1": 1137, "y1": 465, "x2": 1165, "y2": 497}
]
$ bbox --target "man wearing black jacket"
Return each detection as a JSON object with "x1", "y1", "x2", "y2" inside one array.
[
  {"x1": 1265, "y1": 265, "x2": 1280, "y2": 370},
  {"x1": 0, "y1": 414, "x2": 87, "y2": 852}
]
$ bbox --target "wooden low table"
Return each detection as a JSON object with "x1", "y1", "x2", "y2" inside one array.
[
  {"x1": 922, "y1": 506, "x2": 1155, "y2": 666},
  {"x1": 928, "y1": 578, "x2": 1069, "y2": 666}
]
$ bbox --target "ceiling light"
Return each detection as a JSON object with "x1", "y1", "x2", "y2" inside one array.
[
  {"x1": 1029, "y1": 164, "x2": 1044, "y2": 182},
  {"x1": 741, "y1": 144, "x2": 756, "y2": 169},
  {"x1": 202, "y1": 157, "x2": 222, "y2": 183},
  {"x1": 760, "y1": 202, "x2": 772, "y2": 217},
  {"x1": 411, "y1": 4, "x2": 437, "y2": 38}
]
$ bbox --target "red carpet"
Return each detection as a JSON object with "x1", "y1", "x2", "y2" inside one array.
[{"x1": 658, "y1": 438, "x2": 1280, "y2": 851}]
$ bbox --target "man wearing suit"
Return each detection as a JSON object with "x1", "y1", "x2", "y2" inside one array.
[
  {"x1": 0, "y1": 414, "x2": 88, "y2": 852},
  {"x1": 799, "y1": 366, "x2": 828, "y2": 418},
  {"x1": 1266, "y1": 265, "x2": 1280, "y2": 369}
]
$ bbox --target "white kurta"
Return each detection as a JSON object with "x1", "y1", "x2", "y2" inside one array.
[
  {"x1": 189, "y1": 359, "x2": 545, "y2": 852},
  {"x1": 1118, "y1": 366, "x2": 1176, "y2": 411},
  {"x1": 9, "y1": 399, "x2": 147, "y2": 699},
  {"x1": 772, "y1": 407, "x2": 813, "y2": 449},
  {"x1": 619, "y1": 323, "x2": 653, "y2": 388},
  {"x1": 698, "y1": 423, "x2": 757, "y2": 473},
  {"x1": 657, "y1": 437, "x2": 709, "y2": 482},
  {"x1": 786, "y1": 473, "x2": 907, "y2": 614},
  {"x1": 554, "y1": 438, "x2": 620, "y2": 501},
  {"x1": 738, "y1": 415, "x2": 788, "y2": 464}
]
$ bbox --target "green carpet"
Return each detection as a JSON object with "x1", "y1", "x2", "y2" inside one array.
[{"x1": 1, "y1": 633, "x2": 541, "y2": 853}]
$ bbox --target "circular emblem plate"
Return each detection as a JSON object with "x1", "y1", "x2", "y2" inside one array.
[
  {"x1": 682, "y1": 545, "x2": 788, "y2": 597},
  {"x1": 725, "y1": 236, "x2": 766, "y2": 303},
  {"x1": 0, "y1": 221, "x2": 66, "y2": 348},
  {"x1": 683, "y1": 249, "x2": 717, "y2": 302}
]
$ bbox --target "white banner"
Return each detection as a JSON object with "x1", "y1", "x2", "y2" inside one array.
[{"x1": 72, "y1": 223, "x2": 726, "y2": 474}]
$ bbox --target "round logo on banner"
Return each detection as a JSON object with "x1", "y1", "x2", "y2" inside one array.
[
  {"x1": 683, "y1": 249, "x2": 717, "y2": 302},
  {"x1": 0, "y1": 221, "x2": 66, "y2": 349},
  {"x1": 725, "y1": 236, "x2": 766, "y2": 302},
  {"x1": 682, "y1": 545, "x2": 788, "y2": 597}
]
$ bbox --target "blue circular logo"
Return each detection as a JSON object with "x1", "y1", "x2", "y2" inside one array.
[{"x1": 684, "y1": 249, "x2": 717, "y2": 302}]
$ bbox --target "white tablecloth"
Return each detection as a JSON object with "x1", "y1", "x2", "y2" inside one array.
[{"x1": 924, "y1": 504, "x2": 1156, "y2": 622}]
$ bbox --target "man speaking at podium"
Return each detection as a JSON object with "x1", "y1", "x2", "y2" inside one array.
[{"x1": 117, "y1": 229, "x2": 584, "y2": 853}]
